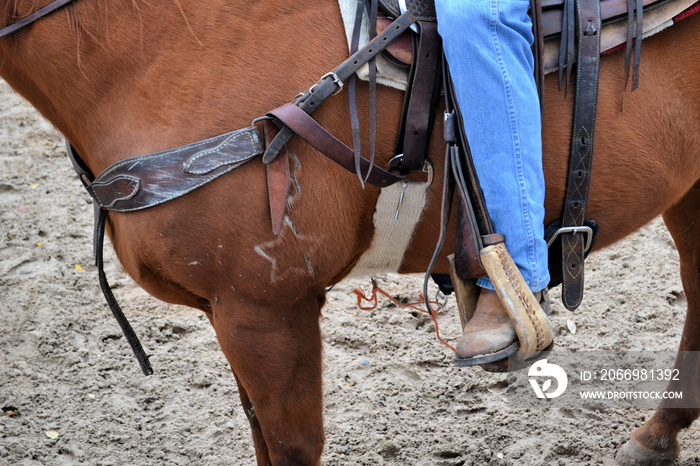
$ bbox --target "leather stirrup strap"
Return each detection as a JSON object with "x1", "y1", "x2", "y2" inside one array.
[{"x1": 561, "y1": 0, "x2": 601, "y2": 311}]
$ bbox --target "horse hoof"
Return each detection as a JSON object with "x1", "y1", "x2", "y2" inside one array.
[{"x1": 615, "y1": 438, "x2": 678, "y2": 466}]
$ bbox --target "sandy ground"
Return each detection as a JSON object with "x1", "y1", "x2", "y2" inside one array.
[{"x1": 1, "y1": 78, "x2": 698, "y2": 466}]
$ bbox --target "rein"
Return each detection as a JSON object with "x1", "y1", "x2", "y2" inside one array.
[{"x1": 0, "y1": 0, "x2": 76, "y2": 39}]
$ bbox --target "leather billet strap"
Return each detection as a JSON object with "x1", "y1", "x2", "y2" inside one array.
[
  {"x1": 346, "y1": 0, "x2": 379, "y2": 188},
  {"x1": 85, "y1": 126, "x2": 263, "y2": 212},
  {"x1": 267, "y1": 103, "x2": 405, "y2": 188},
  {"x1": 561, "y1": 0, "x2": 601, "y2": 311},
  {"x1": 262, "y1": 10, "x2": 417, "y2": 165},
  {"x1": 394, "y1": 21, "x2": 442, "y2": 175}
]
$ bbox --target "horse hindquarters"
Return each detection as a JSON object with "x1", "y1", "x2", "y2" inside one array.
[
  {"x1": 209, "y1": 290, "x2": 326, "y2": 466},
  {"x1": 617, "y1": 180, "x2": 700, "y2": 465}
]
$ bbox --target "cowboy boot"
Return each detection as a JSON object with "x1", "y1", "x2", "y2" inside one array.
[{"x1": 454, "y1": 288, "x2": 551, "y2": 366}]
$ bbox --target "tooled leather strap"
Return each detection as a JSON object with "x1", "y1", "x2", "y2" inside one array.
[
  {"x1": 267, "y1": 103, "x2": 404, "y2": 188},
  {"x1": 85, "y1": 126, "x2": 263, "y2": 212},
  {"x1": 561, "y1": 0, "x2": 601, "y2": 311}
]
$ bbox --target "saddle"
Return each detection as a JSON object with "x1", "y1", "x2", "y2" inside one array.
[{"x1": 358, "y1": 0, "x2": 696, "y2": 307}]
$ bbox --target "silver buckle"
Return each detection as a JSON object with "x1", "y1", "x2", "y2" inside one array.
[
  {"x1": 310, "y1": 72, "x2": 344, "y2": 96},
  {"x1": 547, "y1": 226, "x2": 594, "y2": 253},
  {"x1": 389, "y1": 154, "x2": 403, "y2": 169}
]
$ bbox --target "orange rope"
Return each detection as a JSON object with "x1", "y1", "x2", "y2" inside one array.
[{"x1": 352, "y1": 278, "x2": 456, "y2": 353}]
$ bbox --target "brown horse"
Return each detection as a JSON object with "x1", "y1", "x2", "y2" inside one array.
[{"x1": 1, "y1": 0, "x2": 699, "y2": 464}]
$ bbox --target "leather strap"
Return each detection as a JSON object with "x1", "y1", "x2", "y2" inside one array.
[
  {"x1": 267, "y1": 103, "x2": 404, "y2": 188},
  {"x1": 94, "y1": 209, "x2": 154, "y2": 375},
  {"x1": 394, "y1": 21, "x2": 442, "y2": 174},
  {"x1": 452, "y1": 145, "x2": 487, "y2": 279},
  {"x1": 367, "y1": 0, "x2": 379, "y2": 184},
  {"x1": 264, "y1": 121, "x2": 290, "y2": 236},
  {"x1": 623, "y1": 0, "x2": 644, "y2": 95},
  {"x1": 423, "y1": 55, "x2": 490, "y2": 314},
  {"x1": 445, "y1": 59, "x2": 488, "y2": 279},
  {"x1": 561, "y1": 0, "x2": 601, "y2": 311},
  {"x1": 559, "y1": 0, "x2": 577, "y2": 96},
  {"x1": 446, "y1": 71, "x2": 494, "y2": 237},
  {"x1": 85, "y1": 126, "x2": 262, "y2": 212},
  {"x1": 531, "y1": 0, "x2": 545, "y2": 110},
  {"x1": 0, "y1": 0, "x2": 76, "y2": 39},
  {"x1": 348, "y1": 0, "x2": 366, "y2": 186},
  {"x1": 262, "y1": 10, "x2": 417, "y2": 165}
]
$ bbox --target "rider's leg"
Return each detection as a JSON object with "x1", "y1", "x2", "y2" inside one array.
[{"x1": 435, "y1": 0, "x2": 550, "y2": 360}]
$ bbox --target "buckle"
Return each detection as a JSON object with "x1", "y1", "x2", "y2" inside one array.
[
  {"x1": 388, "y1": 154, "x2": 404, "y2": 170},
  {"x1": 546, "y1": 226, "x2": 594, "y2": 253},
  {"x1": 308, "y1": 72, "x2": 344, "y2": 97},
  {"x1": 319, "y1": 72, "x2": 344, "y2": 95}
]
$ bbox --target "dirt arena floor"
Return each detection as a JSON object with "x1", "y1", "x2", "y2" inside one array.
[{"x1": 1, "y1": 79, "x2": 699, "y2": 465}]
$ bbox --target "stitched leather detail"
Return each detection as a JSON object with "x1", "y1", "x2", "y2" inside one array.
[
  {"x1": 88, "y1": 126, "x2": 262, "y2": 212},
  {"x1": 183, "y1": 130, "x2": 262, "y2": 175},
  {"x1": 89, "y1": 175, "x2": 140, "y2": 209},
  {"x1": 495, "y1": 244, "x2": 547, "y2": 351},
  {"x1": 560, "y1": 0, "x2": 601, "y2": 311}
]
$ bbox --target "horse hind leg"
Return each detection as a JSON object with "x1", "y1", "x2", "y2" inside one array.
[
  {"x1": 211, "y1": 291, "x2": 326, "y2": 466},
  {"x1": 617, "y1": 180, "x2": 700, "y2": 465}
]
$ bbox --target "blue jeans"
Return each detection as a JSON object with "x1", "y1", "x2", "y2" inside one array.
[{"x1": 435, "y1": 0, "x2": 550, "y2": 292}]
